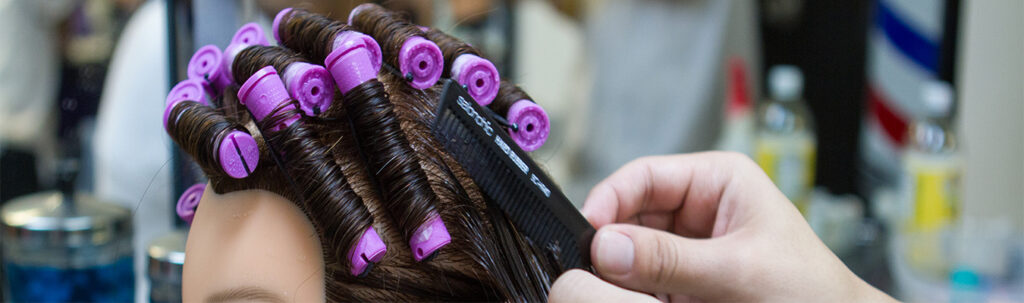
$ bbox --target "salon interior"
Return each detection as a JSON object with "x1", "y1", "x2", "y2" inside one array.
[{"x1": 1, "y1": 0, "x2": 1021, "y2": 302}]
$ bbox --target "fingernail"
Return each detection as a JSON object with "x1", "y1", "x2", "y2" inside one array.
[{"x1": 596, "y1": 229, "x2": 634, "y2": 275}]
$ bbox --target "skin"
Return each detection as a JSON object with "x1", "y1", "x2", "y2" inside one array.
[
  {"x1": 548, "y1": 152, "x2": 897, "y2": 302},
  {"x1": 182, "y1": 186, "x2": 325, "y2": 303}
]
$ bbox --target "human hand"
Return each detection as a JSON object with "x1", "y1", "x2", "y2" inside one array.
[{"x1": 549, "y1": 152, "x2": 893, "y2": 302}]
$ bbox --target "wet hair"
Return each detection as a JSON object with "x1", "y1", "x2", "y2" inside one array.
[
  {"x1": 231, "y1": 45, "x2": 305, "y2": 84},
  {"x1": 166, "y1": 6, "x2": 563, "y2": 302},
  {"x1": 491, "y1": 81, "x2": 535, "y2": 117},
  {"x1": 274, "y1": 8, "x2": 353, "y2": 64},
  {"x1": 347, "y1": 4, "x2": 427, "y2": 78},
  {"x1": 422, "y1": 27, "x2": 484, "y2": 78}
]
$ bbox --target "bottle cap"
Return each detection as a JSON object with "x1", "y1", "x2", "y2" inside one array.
[
  {"x1": 451, "y1": 54, "x2": 500, "y2": 106},
  {"x1": 332, "y1": 31, "x2": 382, "y2": 74},
  {"x1": 399, "y1": 36, "x2": 443, "y2": 89},
  {"x1": 176, "y1": 183, "x2": 205, "y2": 225},
  {"x1": 218, "y1": 130, "x2": 260, "y2": 179},
  {"x1": 769, "y1": 65, "x2": 803, "y2": 102},
  {"x1": 282, "y1": 62, "x2": 335, "y2": 116},
  {"x1": 163, "y1": 79, "x2": 210, "y2": 132},
  {"x1": 272, "y1": 8, "x2": 293, "y2": 43},
  {"x1": 348, "y1": 227, "x2": 387, "y2": 276},
  {"x1": 507, "y1": 100, "x2": 550, "y2": 152},
  {"x1": 187, "y1": 45, "x2": 231, "y2": 96},
  {"x1": 325, "y1": 31, "x2": 380, "y2": 94},
  {"x1": 727, "y1": 57, "x2": 751, "y2": 115},
  {"x1": 409, "y1": 213, "x2": 451, "y2": 261},
  {"x1": 921, "y1": 80, "x2": 954, "y2": 118},
  {"x1": 237, "y1": 66, "x2": 299, "y2": 131}
]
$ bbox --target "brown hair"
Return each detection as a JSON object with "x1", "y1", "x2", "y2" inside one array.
[
  {"x1": 274, "y1": 8, "x2": 353, "y2": 64},
  {"x1": 167, "y1": 6, "x2": 564, "y2": 301},
  {"x1": 422, "y1": 27, "x2": 484, "y2": 78},
  {"x1": 347, "y1": 3, "x2": 427, "y2": 79}
]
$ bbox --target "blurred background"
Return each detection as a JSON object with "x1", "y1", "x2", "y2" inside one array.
[{"x1": 0, "y1": 0, "x2": 1020, "y2": 302}]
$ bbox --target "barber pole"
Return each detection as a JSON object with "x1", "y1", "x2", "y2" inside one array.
[{"x1": 861, "y1": 0, "x2": 950, "y2": 190}]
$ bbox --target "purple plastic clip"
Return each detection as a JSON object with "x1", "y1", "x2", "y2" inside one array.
[
  {"x1": 409, "y1": 212, "x2": 451, "y2": 261},
  {"x1": 218, "y1": 130, "x2": 260, "y2": 179},
  {"x1": 451, "y1": 54, "x2": 500, "y2": 106},
  {"x1": 163, "y1": 79, "x2": 210, "y2": 132},
  {"x1": 237, "y1": 66, "x2": 299, "y2": 131},
  {"x1": 176, "y1": 183, "x2": 205, "y2": 225},
  {"x1": 325, "y1": 31, "x2": 381, "y2": 94},
  {"x1": 187, "y1": 45, "x2": 231, "y2": 96},
  {"x1": 398, "y1": 36, "x2": 443, "y2": 89},
  {"x1": 348, "y1": 227, "x2": 387, "y2": 276},
  {"x1": 281, "y1": 62, "x2": 335, "y2": 116},
  {"x1": 506, "y1": 100, "x2": 550, "y2": 152}
]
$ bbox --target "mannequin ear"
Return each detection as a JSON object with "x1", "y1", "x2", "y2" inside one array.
[{"x1": 183, "y1": 185, "x2": 326, "y2": 302}]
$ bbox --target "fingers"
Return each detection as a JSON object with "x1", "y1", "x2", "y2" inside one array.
[
  {"x1": 548, "y1": 269, "x2": 660, "y2": 303},
  {"x1": 582, "y1": 152, "x2": 760, "y2": 237},
  {"x1": 590, "y1": 224, "x2": 736, "y2": 298}
]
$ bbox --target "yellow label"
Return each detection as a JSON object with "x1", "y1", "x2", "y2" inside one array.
[
  {"x1": 755, "y1": 134, "x2": 815, "y2": 214},
  {"x1": 904, "y1": 154, "x2": 961, "y2": 232}
]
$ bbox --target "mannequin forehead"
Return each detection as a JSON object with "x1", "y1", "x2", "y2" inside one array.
[{"x1": 183, "y1": 185, "x2": 325, "y2": 302}]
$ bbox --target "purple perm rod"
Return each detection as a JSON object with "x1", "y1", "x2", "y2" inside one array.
[
  {"x1": 348, "y1": 3, "x2": 444, "y2": 89},
  {"x1": 326, "y1": 32, "x2": 451, "y2": 261},
  {"x1": 507, "y1": 100, "x2": 550, "y2": 152},
  {"x1": 237, "y1": 66, "x2": 387, "y2": 275},
  {"x1": 176, "y1": 183, "x2": 205, "y2": 225},
  {"x1": 163, "y1": 79, "x2": 260, "y2": 179}
]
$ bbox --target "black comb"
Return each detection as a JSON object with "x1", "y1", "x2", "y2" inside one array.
[{"x1": 432, "y1": 80, "x2": 595, "y2": 271}]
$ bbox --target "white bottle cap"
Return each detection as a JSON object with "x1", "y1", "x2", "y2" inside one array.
[
  {"x1": 921, "y1": 80, "x2": 954, "y2": 117},
  {"x1": 769, "y1": 65, "x2": 804, "y2": 102}
]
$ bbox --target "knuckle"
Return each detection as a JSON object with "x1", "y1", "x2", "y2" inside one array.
[{"x1": 649, "y1": 236, "x2": 682, "y2": 287}]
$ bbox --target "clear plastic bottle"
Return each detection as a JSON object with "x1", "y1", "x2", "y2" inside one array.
[
  {"x1": 755, "y1": 65, "x2": 816, "y2": 214},
  {"x1": 900, "y1": 80, "x2": 961, "y2": 278}
]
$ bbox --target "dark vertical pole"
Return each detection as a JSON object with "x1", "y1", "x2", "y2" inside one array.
[{"x1": 166, "y1": 0, "x2": 199, "y2": 229}]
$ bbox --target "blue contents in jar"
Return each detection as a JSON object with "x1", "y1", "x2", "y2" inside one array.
[{"x1": 5, "y1": 257, "x2": 134, "y2": 302}]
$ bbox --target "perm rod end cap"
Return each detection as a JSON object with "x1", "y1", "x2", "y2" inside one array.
[
  {"x1": 325, "y1": 31, "x2": 380, "y2": 94},
  {"x1": 349, "y1": 227, "x2": 387, "y2": 276},
  {"x1": 409, "y1": 213, "x2": 451, "y2": 261},
  {"x1": 399, "y1": 36, "x2": 444, "y2": 89},
  {"x1": 176, "y1": 183, "x2": 206, "y2": 225},
  {"x1": 218, "y1": 130, "x2": 260, "y2": 179},
  {"x1": 282, "y1": 62, "x2": 335, "y2": 116},
  {"x1": 163, "y1": 79, "x2": 210, "y2": 132},
  {"x1": 272, "y1": 8, "x2": 293, "y2": 43},
  {"x1": 507, "y1": 100, "x2": 550, "y2": 152},
  {"x1": 238, "y1": 66, "x2": 298, "y2": 130},
  {"x1": 187, "y1": 45, "x2": 230, "y2": 96},
  {"x1": 452, "y1": 54, "x2": 500, "y2": 106},
  {"x1": 231, "y1": 22, "x2": 270, "y2": 47}
]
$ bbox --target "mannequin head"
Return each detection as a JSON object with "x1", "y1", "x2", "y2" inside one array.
[{"x1": 167, "y1": 6, "x2": 557, "y2": 301}]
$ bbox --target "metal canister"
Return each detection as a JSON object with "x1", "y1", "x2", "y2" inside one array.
[
  {"x1": 146, "y1": 230, "x2": 185, "y2": 303},
  {"x1": 1, "y1": 191, "x2": 134, "y2": 302}
]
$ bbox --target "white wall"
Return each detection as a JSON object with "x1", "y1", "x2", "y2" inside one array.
[{"x1": 956, "y1": 0, "x2": 1024, "y2": 232}]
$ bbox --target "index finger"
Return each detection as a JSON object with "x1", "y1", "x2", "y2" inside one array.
[{"x1": 581, "y1": 152, "x2": 757, "y2": 237}]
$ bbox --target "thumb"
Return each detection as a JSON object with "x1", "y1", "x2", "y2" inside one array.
[
  {"x1": 548, "y1": 269, "x2": 659, "y2": 303},
  {"x1": 591, "y1": 224, "x2": 735, "y2": 297}
]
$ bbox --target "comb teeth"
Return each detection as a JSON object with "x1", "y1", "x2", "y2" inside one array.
[{"x1": 432, "y1": 80, "x2": 594, "y2": 271}]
